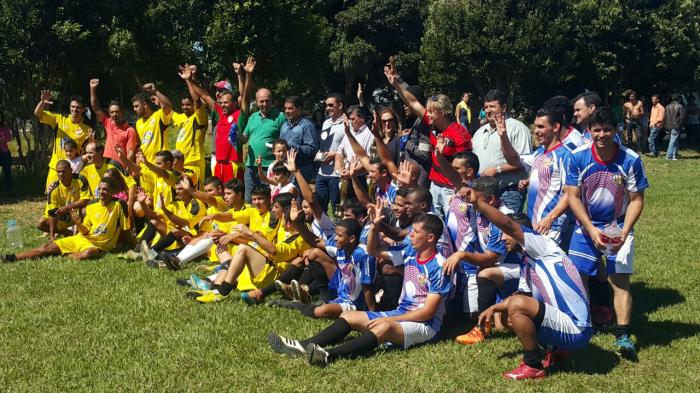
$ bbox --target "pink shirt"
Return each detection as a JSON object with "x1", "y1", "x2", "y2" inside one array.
[
  {"x1": 0, "y1": 127, "x2": 11, "y2": 153},
  {"x1": 102, "y1": 117, "x2": 138, "y2": 167}
]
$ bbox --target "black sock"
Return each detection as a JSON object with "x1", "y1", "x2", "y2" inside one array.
[
  {"x1": 614, "y1": 324, "x2": 630, "y2": 338},
  {"x1": 261, "y1": 265, "x2": 300, "y2": 297},
  {"x1": 218, "y1": 282, "x2": 235, "y2": 296},
  {"x1": 152, "y1": 233, "x2": 177, "y2": 253},
  {"x1": 378, "y1": 274, "x2": 403, "y2": 311},
  {"x1": 300, "y1": 318, "x2": 351, "y2": 347},
  {"x1": 211, "y1": 283, "x2": 221, "y2": 291},
  {"x1": 308, "y1": 261, "x2": 334, "y2": 301},
  {"x1": 299, "y1": 266, "x2": 313, "y2": 285},
  {"x1": 134, "y1": 216, "x2": 146, "y2": 233},
  {"x1": 141, "y1": 223, "x2": 157, "y2": 244},
  {"x1": 300, "y1": 304, "x2": 318, "y2": 318},
  {"x1": 3, "y1": 254, "x2": 16, "y2": 262},
  {"x1": 523, "y1": 349, "x2": 543, "y2": 369},
  {"x1": 589, "y1": 279, "x2": 611, "y2": 306},
  {"x1": 476, "y1": 277, "x2": 497, "y2": 313},
  {"x1": 327, "y1": 331, "x2": 379, "y2": 361}
]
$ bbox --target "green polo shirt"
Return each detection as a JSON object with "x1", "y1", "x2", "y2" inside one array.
[{"x1": 241, "y1": 109, "x2": 285, "y2": 167}]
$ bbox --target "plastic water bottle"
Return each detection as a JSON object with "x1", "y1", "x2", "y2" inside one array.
[
  {"x1": 6, "y1": 219, "x2": 24, "y2": 251},
  {"x1": 600, "y1": 222, "x2": 623, "y2": 256}
]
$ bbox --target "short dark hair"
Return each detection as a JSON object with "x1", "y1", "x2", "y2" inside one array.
[
  {"x1": 342, "y1": 198, "x2": 366, "y2": 218},
  {"x1": 346, "y1": 104, "x2": 365, "y2": 118},
  {"x1": 326, "y1": 93, "x2": 344, "y2": 105},
  {"x1": 543, "y1": 95, "x2": 574, "y2": 126},
  {"x1": 484, "y1": 89, "x2": 507, "y2": 106},
  {"x1": 155, "y1": 150, "x2": 174, "y2": 163},
  {"x1": 573, "y1": 92, "x2": 601, "y2": 108},
  {"x1": 204, "y1": 176, "x2": 223, "y2": 189},
  {"x1": 69, "y1": 95, "x2": 85, "y2": 107},
  {"x1": 396, "y1": 187, "x2": 410, "y2": 198},
  {"x1": 92, "y1": 143, "x2": 105, "y2": 153},
  {"x1": 535, "y1": 107, "x2": 565, "y2": 129},
  {"x1": 369, "y1": 156, "x2": 388, "y2": 174},
  {"x1": 251, "y1": 184, "x2": 271, "y2": 198},
  {"x1": 471, "y1": 176, "x2": 499, "y2": 199},
  {"x1": 510, "y1": 213, "x2": 532, "y2": 229},
  {"x1": 285, "y1": 96, "x2": 303, "y2": 108},
  {"x1": 589, "y1": 107, "x2": 616, "y2": 129},
  {"x1": 671, "y1": 93, "x2": 681, "y2": 102},
  {"x1": 413, "y1": 213, "x2": 444, "y2": 240},
  {"x1": 224, "y1": 179, "x2": 244, "y2": 194},
  {"x1": 271, "y1": 161, "x2": 290, "y2": 176},
  {"x1": 272, "y1": 139, "x2": 289, "y2": 149},
  {"x1": 452, "y1": 151, "x2": 480, "y2": 174},
  {"x1": 56, "y1": 159, "x2": 71, "y2": 170},
  {"x1": 651, "y1": 94, "x2": 660, "y2": 100},
  {"x1": 63, "y1": 139, "x2": 78, "y2": 150},
  {"x1": 273, "y1": 192, "x2": 294, "y2": 210},
  {"x1": 98, "y1": 175, "x2": 116, "y2": 190},
  {"x1": 337, "y1": 218, "x2": 362, "y2": 243},
  {"x1": 407, "y1": 187, "x2": 433, "y2": 210},
  {"x1": 107, "y1": 100, "x2": 123, "y2": 110},
  {"x1": 131, "y1": 92, "x2": 151, "y2": 104}
]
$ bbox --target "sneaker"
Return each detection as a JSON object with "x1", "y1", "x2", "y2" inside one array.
[
  {"x1": 141, "y1": 240, "x2": 156, "y2": 262},
  {"x1": 195, "y1": 263, "x2": 219, "y2": 273},
  {"x1": 275, "y1": 280, "x2": 295, "y2": 300},
  {"x1": 644, "y1": 152, "x2": 657, "y2": 157},
  {"x1": 306, "y1": 343, "x2": 330, "y2": 367},
  {"x1": 591, "y1": 305, "x2": 614, "y2": 325},
  {"x1": 542, "y1": 348, "x2": 573, "y2": 369},
  {"x1": 614, "y1": 334, "x2": 637, "y2": 360},
  {"x1": 161, "y1": 253, "x2": 182, "y2": 271},
  {"x1": 189, "y1": 274, "x2": 211, "y2": 291},
  {"x1": 267, "y1": 332, "x2": 307, "y2": 357},
  {"x1": 291, "y1": 280, "x2": 310, "y2": 303},
  {"x1": 176, "y1": 278, "x2": 191, "y2": 287},
  {"x1": 502, "y1": 362, "x2": 545, "y2": 380},
  {"x1": 118, "y1": 250, "x2": 141, "y2": 261},
  {"x1": 146, "y1": 259, "x2": 166, "y2": 269},
  {"x1": 456, "y1": 326, "x2": 487, "y2": 345},
  {"x1": 185, "y1": 289, "x2": 209, "y2": 299},
  {"x1": 240, "y1": 290, "x2": 264, "y2": 306},
  {"x1": 195, "y1": 290, "x2": 228, "y2": 303}
]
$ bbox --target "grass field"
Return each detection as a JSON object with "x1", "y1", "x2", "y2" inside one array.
[{"x1": 1, "y1": 150, "x2": 699, "y2": 392}]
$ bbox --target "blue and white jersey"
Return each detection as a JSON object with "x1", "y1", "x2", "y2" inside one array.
[
  {"x1": 561, "y1": 127, "x2": 585, "y2": 151},
  {"x1": 397, "y1": 252, "x2": 452, "y2": 332},
  {"x1": 375, "y1": 181, "x2": 398, "y2": 205},
  {"x1": 311, "y1": 212, "x2": 335, "y2": 240},
  {"x1": 445, "y1": 195, "x2": 479, "y2": 273},
  {"x1": 565, "y1": 143, "x2": 649, "y2": 226},
  {"x1": 325, "y1": 237, "x2": 375, "y2": 308},
  {"x1": 518, "y1": 227, "x2": 591, "y2": 328},
  {"x1": 475, "y1": 204, "x2": 521, "y2": 265},
  {"x1": 520, "y1": 143, "x2": 571, "y2": 233}
]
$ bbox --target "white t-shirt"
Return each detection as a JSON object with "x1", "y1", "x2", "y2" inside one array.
[
  {"x1": 337, "y1": 124, "x2": 374, "y2": 165},
  {"x1": 317, "y1": 117, "x2": 346, "y2": 176}
]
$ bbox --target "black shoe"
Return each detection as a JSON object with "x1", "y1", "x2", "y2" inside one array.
[{"x1": 176, "y1": 278, "x2": 191, "y2": 287}]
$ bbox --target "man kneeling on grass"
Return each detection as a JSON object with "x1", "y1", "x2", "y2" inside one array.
[
  {"x1": 268, "y1": 213, "x2": 451, "y2": 366},
  {"x1": 3, "y1": 177, "x2": 131, "y2": 262},
  {"x1": 466, "y1": 186, "x2": 592, "y2": 380}
]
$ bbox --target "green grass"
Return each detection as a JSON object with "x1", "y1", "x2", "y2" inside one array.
[{"x1": 1, "y1": 150, "x2": 700, "y2": 392}]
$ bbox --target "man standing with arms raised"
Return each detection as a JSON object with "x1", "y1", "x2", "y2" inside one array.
[{"x1": 89, "y1": 79, "x2": 138, "y2": 168}]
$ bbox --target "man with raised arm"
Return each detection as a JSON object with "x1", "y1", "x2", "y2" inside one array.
[{"x1": 89, "y1": 78, "x2": 138, "y2": 168}]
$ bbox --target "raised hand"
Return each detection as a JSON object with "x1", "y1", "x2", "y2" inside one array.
[
  {"x1": 383, "y1": 56, "x2": 399, "y2": 84},
  {"x1": 494, "y1": 111, "x2": 507, "y2": 137},
  {"x1": 179, "y1": 177, "x2": 193, "y2": 193},
  {"x1": 244, "y1": 56, "x2": 256, "y2": 74},
  {"x1": 137, "y1": 189, "x2": 148, "y2": 204},
  {"x1": 435, "y1": 136, "x2": 447, "y2": 154},
  {"x1": 396, "y1": 160, "x2": 413, "y2": 187},
  {"x1": 357, "y1": 83, "x2": 364, "y2": 101},
  {"x1": 89, "y1": 79, "x2": 99, "y2": 89},
  {"x1": 289, "y1": 199, "x2": 302, "y2": 222},
  {"x1": 88, "y1": 128, "x2": 95, "y2": 140},
  {"x1": 178, "y1": 64, "x2": 192, "y2": 80},
  {"x1": 40, "y1": 89, "x2": 54, "y2": 104},
  {"x1": 136, "y1": 150, "x2": 146, "y2": 165},
  {"x1": 285, "y1": 149, "x2": 298, "y2": 172},
  {"x1": 142, "y1": 83, "x2": 156, "y2": 94},
  {"x1": 188, "y1": 64, "x2": 198, "y2": 78},
  {"x1": 232, "y1": 62, "x2": 242, "y2": 75}
]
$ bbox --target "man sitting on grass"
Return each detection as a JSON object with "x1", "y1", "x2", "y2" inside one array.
[
  {"x1": 268, "y1": 213, "x2": 451, "y2": 367},
  {"x1": 467, "y1": 186, "x2": 591, "y2": 380},
  {"x1": 38, "y1": 160, "x2": 91, "y2": 239},
  {"x1": 3, "y1": 177, "x2": 131, "y2": 262}
]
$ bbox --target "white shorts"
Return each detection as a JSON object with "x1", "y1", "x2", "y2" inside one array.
[
  {"x1": 546, "y1": 230, "x2": 561, "y2": 244},
  {"x1": 399, "y1": 321, "x2": 438, "y2": 349},
  {"x1": 497, "y1": 263, "x2": 521, "y2": 281},
  {"x1": 330, "y1": 301, "x2": 356, "y2": 312},
  {"x1": 461, "y1": 273, "x2": 479, "y2": 313}
]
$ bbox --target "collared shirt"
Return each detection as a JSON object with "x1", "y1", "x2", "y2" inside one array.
[
  {"x1": 472, "y1": 117, "x2": 532, "y2": 187},
  {"x1": 241, "y1": 109, "x2": 286, "y2": 167},
  {"x1": 337, "y1": 124, "x2": 374, "y2": 163},
  {"x1": 649, "y1": 103, "x2": 665, "y2": 128},
  {"x1": 318, "y1": 116, "x2": 346, "y2": 176},
  {"x1": 279, "y1": 115, "x2": 319, "y2": 161}
]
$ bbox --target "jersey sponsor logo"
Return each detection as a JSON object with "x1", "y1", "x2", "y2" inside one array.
[
  {"x1": 418, "y1": 273, "x2": 428, "y2": 286},
  {"x1": 177, "y1": 127, "x2": 186, "y2": 142},
  {"x1": 542, "y1": 157, "x2": 553, "y2": 167},
  {"x1": 75, "y1": 128, "x2": 84, "y2": 137},
  {"x1": 142, "y1": 131, "x2": 154, "y2": 145},
  {"x1": 612, "y1": 174, "x2": 623, "y2": 185},
  {"x1": 227, "y1": 115, "x2": 234, "y2": 123},
  {"x1": 93, "y1": 224, "x2": 107, "y2": 235}
]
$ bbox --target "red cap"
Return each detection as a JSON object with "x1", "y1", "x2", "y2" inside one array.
[{"x1": 214, "y1": 80, "x2": 232, "y2": 92}]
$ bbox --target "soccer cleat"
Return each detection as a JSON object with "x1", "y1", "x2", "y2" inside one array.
[
  {"x1": 141, "y1": 240, "x2": 157, "y2": 262},
  {"x1": 185, "y1": 289, "x2": 209, "y2": 299},
  {"x1": 306, "y1": 343, "x2": 330, "y2": 367},
  {"x1": 275, "y1": 280, "x2": 295, "y2": 300},
  {"x1": 267, "y1": 332, "x2": 307, "y2": 357},
  {"x1": 176, "y1": 278, "x2": 191, "y2": 287},
  {"x1": 195, "y1": 290, "x2": 228, "y2": 303},
  {"x1": 542, "y1": 348, "x2": 573, "y2": 369},
  {"x1": 291, "y1": 280, "x2": 310, "y2": 303},
  {"x1": 455, "y1": 326, "x2": 486, "y2": 345},
  {"x1": 118, "y1": 250, "x2": 141, "y2": 261},
  {"x1": 240, "y1": 290, "x2": 264, "y2": 306},
  {"x1": 161, "y1": 253, "x2": 182, "y2": 271},
  {"x1": 195, "y1": 263, "x2": 220, "y2": 273},
  {"x1": 614, "y1": 334, "x2": 637, "y2": 360},
  {"x1": 502, "y1": 362, "x2": 546, "y2": 380},
  {"x1": 146, "y1": 259, "x2": 166, "y2": 269},
  {"x1": 189, "y1": 274, "x2": 211, "y2": 291}
]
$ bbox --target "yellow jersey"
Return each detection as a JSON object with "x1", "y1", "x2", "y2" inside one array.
[
  {"x1": 165, "y1": 198, "x2": 206, "y2": 234},
  {"x1": 81, "y1": 199, "x2": 130, "y2": 251},
  {"x1": 136, "y1": 108, "x2": 172, "y2": 162},
  {"x1": 80, "y1": 162, "x2": 136, "y2": 198},
  {"x1": 44, "y1": 176, "x2": 91, "y2": 218},
  {"x1": 152, "y1": 169, "x2": 180, "y2": 212},
  {"x1": 172, "y1": 106, "x2": 208, "y2": 166},
  {"x1": 39, "y1": 111, "x2": 91, "y2": 169},
  {"x1": 231, "y1": 208, "x2": 280, "y2": 241}
]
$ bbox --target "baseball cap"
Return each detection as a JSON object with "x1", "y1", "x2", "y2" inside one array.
[{"x1": 214, "y1": 80, "x2": 233, "y2": 92}]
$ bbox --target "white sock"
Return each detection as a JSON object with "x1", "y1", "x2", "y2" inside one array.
[{"x1": 177, "y1": 238, "x2": 214, "y2": 265}]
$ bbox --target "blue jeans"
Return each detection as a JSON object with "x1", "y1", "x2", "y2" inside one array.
[
  {"x1": 429, "y1": 183, "x2": 455, "y2": 219},
  {"x1": 244, "y1": 166, "x2": 265, "y2": 203},
  {"x1": 500, "y1": 189, "x2": 525, "y2": 214},
  {"x1": 315, "y1": 174, "x2": 340, "y2": 214},
  {"x1": 648, "y1": 127, "x2": 662, "y2": 156},
  {"x1": 666, "y1": 128, "x2": 680, "y2": 159}
]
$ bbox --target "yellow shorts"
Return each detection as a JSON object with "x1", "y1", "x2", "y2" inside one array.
[
  {"x1": 54, "y1": 235, "x2": 100, "y2": 254},
  {"x1": 236, "y1": 261, "x2": 288, "y2": 292}
]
